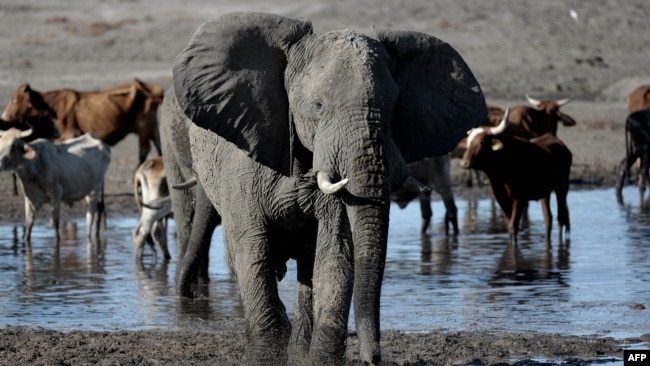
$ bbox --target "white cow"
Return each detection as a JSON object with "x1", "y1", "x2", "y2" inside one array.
[
  {"x1": 0, "y1": 128, "x2": 111, "y2": 242},
  {"x1": 133, "y1": 156, "x2": 172, "y2": 261}
]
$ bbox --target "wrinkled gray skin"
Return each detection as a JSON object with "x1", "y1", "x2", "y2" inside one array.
[
  {"x1": 159, "y1": 94, "x2": 221, "y2": 298},
  {"x1": 391, "y1": 154, "x2": 459, "y2": 236},
  {"x1": 165, "y1": 12, "x2": 486, "y2": 365}
]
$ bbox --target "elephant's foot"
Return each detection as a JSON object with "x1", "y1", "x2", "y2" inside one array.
[{"x1": 245, "y1": 328, "x2": 290, "y2": 366}]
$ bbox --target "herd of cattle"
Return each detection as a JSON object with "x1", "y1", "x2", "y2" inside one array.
[{"x1": 1, "y1": 80, "x2": 650, "y2": 257}]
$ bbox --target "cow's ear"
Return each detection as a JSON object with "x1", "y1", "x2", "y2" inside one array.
[{"x1": 22, "y1": 145, "x2": 36, "y2": 160}]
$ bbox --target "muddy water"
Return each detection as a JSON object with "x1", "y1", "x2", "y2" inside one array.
[{"x1": 0, "y1": 187, "x2": 648, "y2": 340}]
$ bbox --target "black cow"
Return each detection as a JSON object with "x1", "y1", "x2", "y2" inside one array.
[{"x1": 616, "y1": 108, "x2": 650, "y2": 203}]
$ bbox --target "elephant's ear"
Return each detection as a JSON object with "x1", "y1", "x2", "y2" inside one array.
[
  {"x1": 375, "y1": 29, "x2": 486, "y2": 162},
  {"x1": 173, "y1": 12, "x2": 313, "y2": 175}
]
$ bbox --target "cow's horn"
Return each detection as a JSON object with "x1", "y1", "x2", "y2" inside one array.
[
  {"x1": 490, "y1": 107, "x2": 509, "y2": 135},
  {"x1": 172, "y1": 177, "x2": 197, "y2": 190},
  {"x1": 401, "y1": 176, "x2": 431, "y2": 194},
  {"x1": 19, "y1": 128, "x2": 33, "y2": 138},
  {"x1": 556, "y1": 97, "x2": 572, "y2": 106},
  {"x1": 317, "y1": 171, "x2": 348, "y2": 195},
  {"x1": 525, "y1": 94, "x2": 542, "y2": 107}
]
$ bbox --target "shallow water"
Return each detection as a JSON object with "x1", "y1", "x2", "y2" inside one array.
[{"x1": 0, "y1": 187, "x2": 648, "y2": 342}]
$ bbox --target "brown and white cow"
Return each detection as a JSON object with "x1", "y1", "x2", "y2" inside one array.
[
  {"x1": 460, "y1": 108, "x2": 572, "y2": 245},
  {"x1": 133, "y1": 156, "x2": 172, "y2": 261},
  {"x1": 0, "y1": 128, "x2": 111, "y2": 242},
  {"x1": 391, "y1": 154, "x2": 459, "y2": 236},
  {"x1": 627, "y1": 84, "x2": 650, "y2": 113},
  {"x1": 457, "y1": 96, "x2": 576, "y2": 187},
  {"x1": 2, "y1": 78, "x2": 164, "y2": 164}
]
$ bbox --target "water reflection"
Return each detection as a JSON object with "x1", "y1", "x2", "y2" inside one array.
[
  {"x1": 0, "y1": 187, "x2": 648, "y2": 339},
  {"x1": 419, "y1": 235, "x2": 457, "y2": 276}
]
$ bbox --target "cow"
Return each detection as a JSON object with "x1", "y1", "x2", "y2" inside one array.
[
  {"x1": 627, "y1": 84, "x2": 650, "y2": 113},
  {"x1": 460, "y1": 108, "x2": 572, "y2": 246},
  {"x1": 1, "y1": 78, "x2": 163, "y2": 165},
  {"x1": 485, "y1": 95, "x2": 577, "y2": 138},
  {"x1": 616, "y1": 108, "x2": 650, "y2": 204},
  {"x1": 457, "y1": 96, "x2": 576, "y2": 188},
  {"x1": 132, "y1": 156, "x2": 172, "y2": 261},
  {"x1": 1, "y1": 115, "x2": 62, "y2": 195},
  {"x1": 391, "y1": 154, "x2": 459, "y2": 236},
  {"x1": 0, "y1": 128, "x2": 111, "y2": 243},
  {"x1": 0, "y1": 115, "x2": 60, "y2": 141}
]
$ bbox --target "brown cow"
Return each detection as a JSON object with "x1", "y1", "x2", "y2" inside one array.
[
  {"x1": 2, "y1": 78, "x2": 164, "y2": 164},
  {"x1": 458, "y1": 95, "x2": 576, "y2": 187},
  {"x1": 485, "y1": 95, "x2": 576, "y2": 139},
  {"x1": 627, "y1": 84, "x2": 650, "y2": 113},
  {"x1": 460, "y1": 108, "x2": 572, "y2": 246}
]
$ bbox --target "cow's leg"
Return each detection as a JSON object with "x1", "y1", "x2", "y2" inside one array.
[
  {"x1": 508, "y1": 200, "x2": 527, "y2": 247},
  {"x1": 617, "y1": 151, "x2": 639, "y2": 203},
  {"x1": 539, "y1": 195, "x2": 553, "y2": 244},
  {"x1": 555, "y1": 186, "x2": 570, "y2": 242},
  {"x1": 138, "y1": 133, "x2": 152, "y2": 165},
  {"x1": 85, "y1": 195, "x2": 100, "y2": 239},
  {"x1": 50, "y1": 199, "x2": 61, "y2": 243},
  {"x1": 616, "y1": 157, "x2": 628, "y2": 203},
  {"x1": 153, "y1": 217, "x2": 171, "y2": 260},
  {"x1": 639, "y1": 147, "x2": 649, "y2": 203},
  {"x1": 24, "y1": 199, "x2": 36, "y2": 244},
  {"x1": 418, "y1": 190, "x2": 432, "y2": 235},
  {"x1": 438, "y1": 189, "x2": 458, "y2": 236},
  {"x1": 491, "y1": 185, "x2": 515, "y2": 243}
]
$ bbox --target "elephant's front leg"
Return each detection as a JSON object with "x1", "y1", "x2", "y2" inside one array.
[
  {"x1": 225, "y1": 222, "x2": 291, "y2": 365},
  {"x1": 307, "y1": 208, "x2": 354, "y2": 365},
  {"x1": 288, "y1": 245, "x2": 314, "y2": 365}
]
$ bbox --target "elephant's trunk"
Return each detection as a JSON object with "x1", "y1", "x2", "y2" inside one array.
[
  {"x1": 349, "y1": 200, "x2": 389, "y2": 364},
  {"x1": 313, "y1": 107, "x2": 394, "y2": 364}
]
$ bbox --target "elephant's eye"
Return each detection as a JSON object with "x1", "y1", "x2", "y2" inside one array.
[{"x1": 313, "y1": 101, "x2": 324, "y2": 114}]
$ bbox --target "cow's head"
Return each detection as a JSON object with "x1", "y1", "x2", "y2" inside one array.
[
  {"x1": 2, "y1": 84, "x2": 57, "y2": 123},
  {"x1": 460, "y1": 107, "x2": 510, "y2": 170},
  {"x1": 0, "y1": 128, "x2": 36, "y2": 171},
  {"x1": 526, "y1": 94, "x2": 577, "y2": 127}
]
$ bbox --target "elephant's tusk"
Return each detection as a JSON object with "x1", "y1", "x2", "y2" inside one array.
[
  {"x1": 172, "y1": 177, "x2": 197, "y2": 190},
  {"x1": 316, "y1": 171, "x2": 349, "y2": 195}
]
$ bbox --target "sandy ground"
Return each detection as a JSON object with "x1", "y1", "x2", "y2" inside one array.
[{"x1": 0, "y1": 0, "x2": 649, "y2": 364}]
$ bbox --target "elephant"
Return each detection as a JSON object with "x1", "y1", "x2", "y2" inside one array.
[{"x1": 163, "y1": 12, "x2": 486, "y2": 365}]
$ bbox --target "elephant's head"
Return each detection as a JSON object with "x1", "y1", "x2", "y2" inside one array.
[{"x1": 173, "y1": 11, "x2": 486, "y2": 363}]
